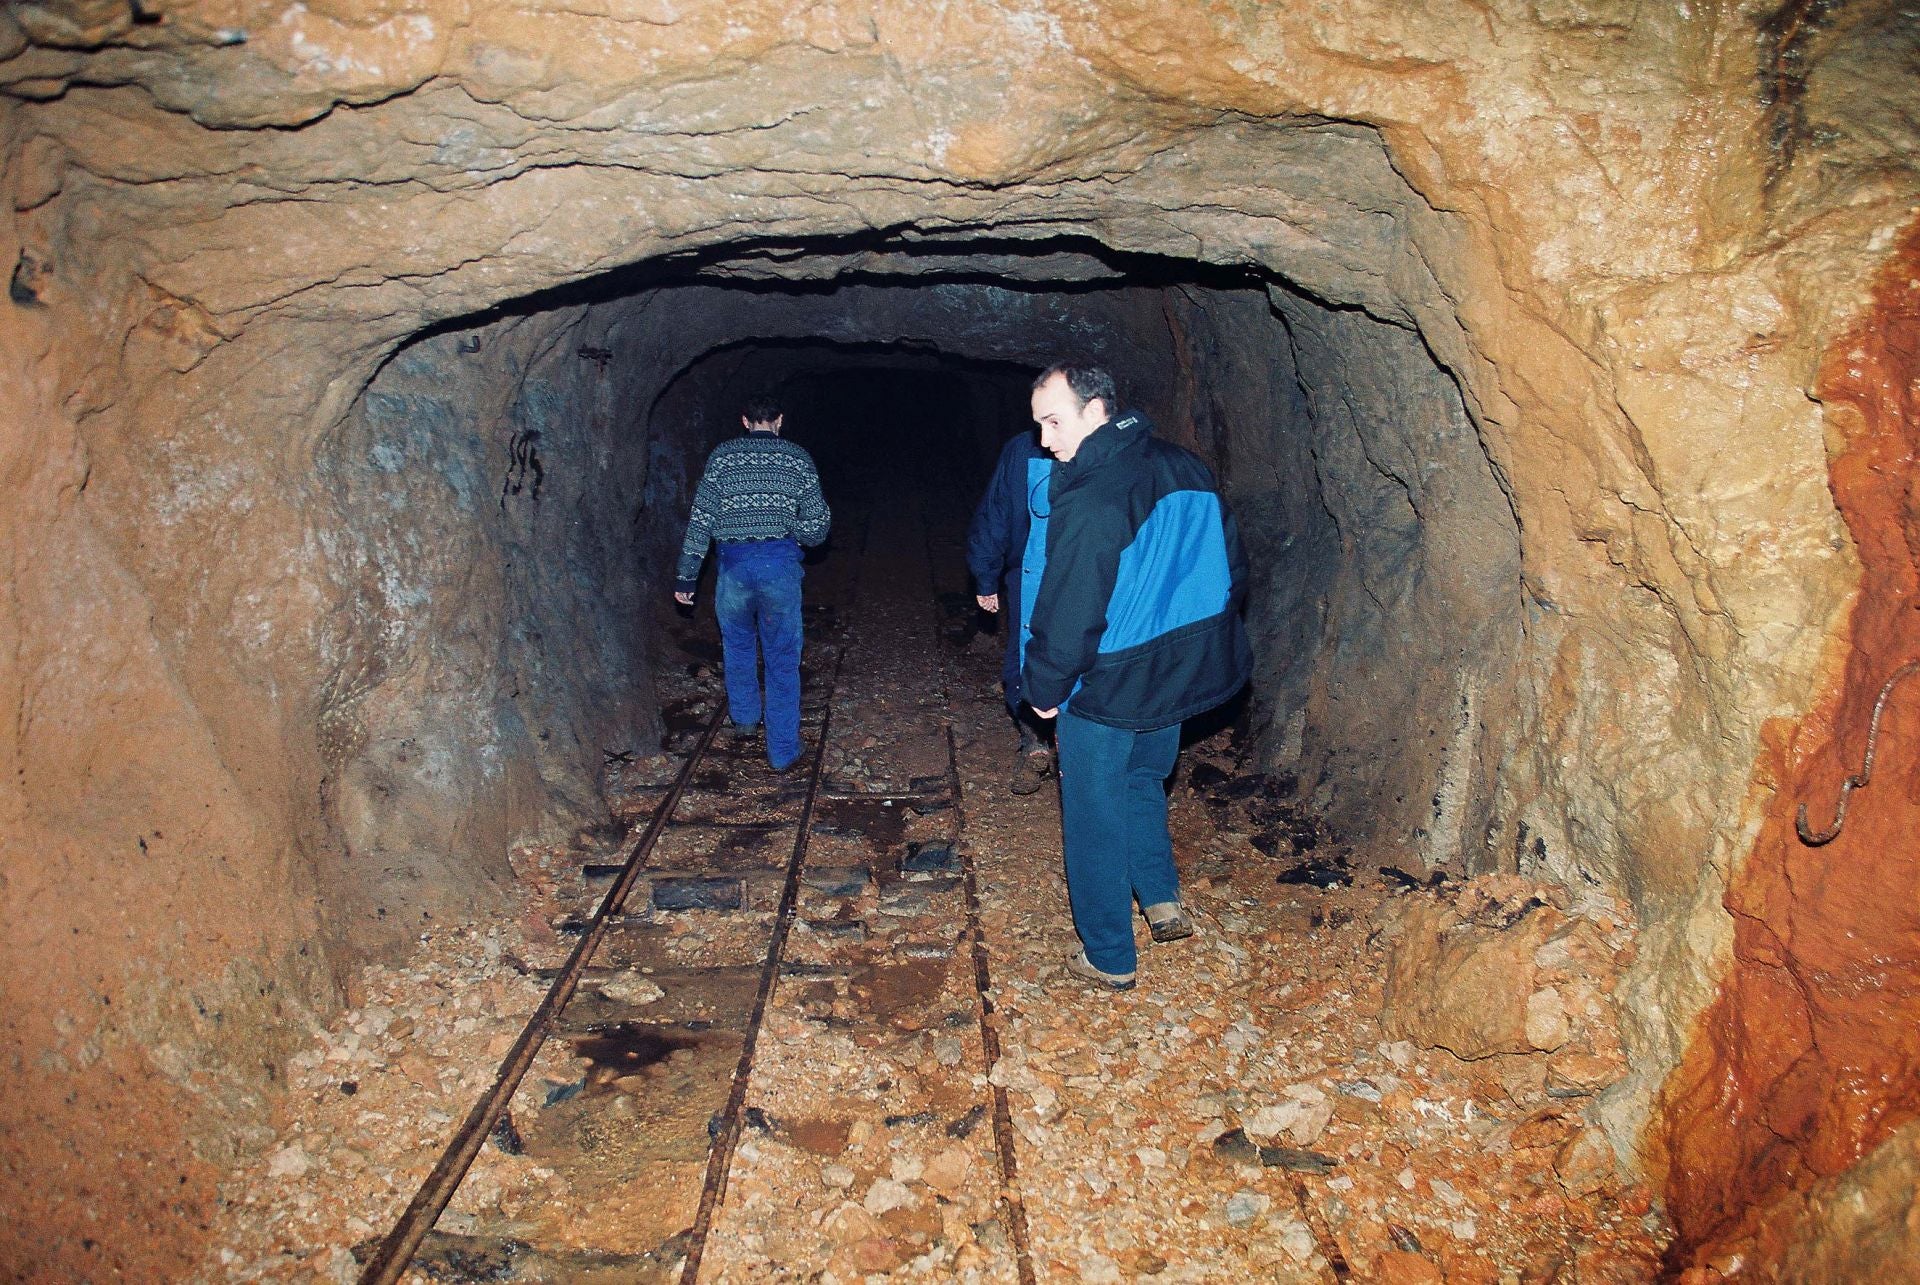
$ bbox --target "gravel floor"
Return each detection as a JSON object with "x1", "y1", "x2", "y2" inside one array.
[{"x1": 198, "y1": 493, "x2": 1668, "y2": 1282}]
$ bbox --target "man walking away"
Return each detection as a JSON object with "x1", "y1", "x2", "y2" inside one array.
[
  {"x1": 966, "y1": 426, "x2": 1056, "y2": 795},
  {"x1": 1021, "y1": 362, "x2": 1251, "y2": 991},
  {"x1": 674, "y1": 396, "x2": 831, "y2": 772}
]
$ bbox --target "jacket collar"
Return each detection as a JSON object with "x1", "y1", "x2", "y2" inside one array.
[{"x1": 1061, "y1": 409, "x2": 1149, "y2": 477}]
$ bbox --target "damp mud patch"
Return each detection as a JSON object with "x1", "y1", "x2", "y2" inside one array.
[
  {"x1": 849, "y1": 958, "x2": 954, "y2": 1031},
  {"x1": 569, "y1": 1022, "x2": 708, "y2": 1089}
]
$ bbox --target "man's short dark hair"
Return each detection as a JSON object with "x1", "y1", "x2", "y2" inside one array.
[
  {"x1": 741, "y1": 395, "x2": 783, "y2": 425},
  {"x1": 1033, "y1": 362, "x2": 1118, "y2": 413}
]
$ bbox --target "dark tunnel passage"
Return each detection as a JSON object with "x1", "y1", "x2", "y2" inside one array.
[
  {"x1": 661, "y1": 342, "x2": 1036, "y2": 504},
  {"x1": 311, "y1": 246, "x2": 1523, "y2": 975}
]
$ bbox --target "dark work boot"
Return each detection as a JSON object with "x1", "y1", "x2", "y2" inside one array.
[
  {"x1": 1009, "y1": 716, "x2": 1053, "y2": 796},
  {"x1": 1009, "y1": 746, "x2": 1053, "y2": 795},
  {"x1": 1144, "y1": 901, "x2": 1196, "y2": 944}
]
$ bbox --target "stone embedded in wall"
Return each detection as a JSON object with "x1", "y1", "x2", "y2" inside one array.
[
  {"x1": 1382, "y1": 896, "x2": 1560, "y2": 1060},
  {"x1": 9, "y1": 0, "x2": 131, "y2": 49}
]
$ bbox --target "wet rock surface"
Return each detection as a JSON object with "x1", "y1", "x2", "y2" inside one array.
[{"x1": 1663, "y1": 219, "x2": 1920, "y2": 1277}]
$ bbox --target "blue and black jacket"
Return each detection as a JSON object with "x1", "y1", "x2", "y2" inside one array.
[
  {"x1": 1020, "y1": 411, "x2": 1251, "y2": 730},
  {"x1": 966, "y1": 431, "x2": 1053, "y2": 705}
]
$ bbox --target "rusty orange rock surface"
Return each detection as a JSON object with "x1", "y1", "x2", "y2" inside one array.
[{"x1": 1664, "y1": 213, "x2": 1920, "y2": 1268}]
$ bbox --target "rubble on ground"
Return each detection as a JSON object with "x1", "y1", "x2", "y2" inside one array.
[{"x1": 198, "y1": 582, "x2": 1666, "y2": 1282}]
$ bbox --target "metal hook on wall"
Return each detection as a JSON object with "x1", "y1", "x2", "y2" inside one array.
[{"x1": 1795, "y1": 658, "x2": 1920, "y2": 845}]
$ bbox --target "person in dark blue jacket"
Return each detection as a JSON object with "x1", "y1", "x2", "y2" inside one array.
[
  {"x1": 1023, "y1": 362, "x2": 1251, "y2": 991},
  {"x1": 966, "y1": 430, "x2": 1056, "y2": 794}
]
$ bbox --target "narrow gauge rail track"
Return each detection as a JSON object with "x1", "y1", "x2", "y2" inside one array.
[
  {"x1": 672, "y1": 666, "x2": 841, "y2": 1284},
  {"x1": 361, "y1": 500, "x2": 1037, "y2": 1283},
  {"x1": 356, "y1": 700, "x2": 731, "y2": 1285},
  {"x1": 921, "y1": 522, "x2": 1038, "y2": 1285}
]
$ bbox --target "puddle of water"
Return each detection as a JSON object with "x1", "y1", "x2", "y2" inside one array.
[{"x1": 569, "y1": 1023, "x2": 705, "y2": 1091}]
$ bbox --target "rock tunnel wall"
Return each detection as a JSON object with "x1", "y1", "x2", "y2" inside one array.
[
  {"x1": 1187, "y1": 285, "x2": 1524, "y2": 876},
  {"x1": 317, "y1": 306, "x2": 664, "y2": 962},
  {"x1": 1662, "y1": 216, "x2": 1920, "y2": 1275},
  {"x1": 4, "y1": 1, "x2": 1920, "y2": 1275}
]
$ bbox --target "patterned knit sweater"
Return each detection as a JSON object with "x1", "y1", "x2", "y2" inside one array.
[{"x1": 675, "y1": 431, "x2": 831, "y2": 590}]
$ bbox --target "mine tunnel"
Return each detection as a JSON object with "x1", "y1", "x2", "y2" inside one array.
[
  {"x1": 311, "y1": 246, "x2": 1520, "y2": 972},
  {"x1": 6, "y1": 3, "x2": 1920, "y2": 1282}
]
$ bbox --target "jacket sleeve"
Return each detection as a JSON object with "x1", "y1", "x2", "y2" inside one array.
[
  {"x1": 793, "y1": 459, "x2": 831, "y2": 547},
  {"x1": 965, "y1": 440, "x2": 1018, "y2": 596},
  {"x1": 1021, "y1": 489, "x2": 1130, "y2": 712},
  {"x1": 675, "y1": 457, "x2": 721, "y2": 591}
]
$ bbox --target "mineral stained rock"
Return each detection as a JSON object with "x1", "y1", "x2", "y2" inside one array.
[{"x1": 1664, "y1": 215, "x2": 1920, "y2": 1271}]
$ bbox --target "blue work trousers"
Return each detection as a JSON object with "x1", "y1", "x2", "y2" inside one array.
[
  {"x1": 714, "y1": 540, "x2": 804, "y2": 768},
  {"x1": 1055, "y1": 710, "x2": 1182, "y2": 975}
]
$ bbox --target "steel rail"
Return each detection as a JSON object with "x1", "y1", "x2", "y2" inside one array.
[
  {"x1": 1288, "y1": 1172, "x2": 1353, "y2": 1281},
  {"x1": 675, "y1": 679, "x2": 840, "y2": 1283},
  {"x1": 921, "y1": 497, "x2": 1039, "y2": 1285},
  {"x1": 945, "y1": 722, "x2": 1041, "y2": 1285},
  {"x1": 358, "y1": 704, "x2": 725, "y2": 1285}
]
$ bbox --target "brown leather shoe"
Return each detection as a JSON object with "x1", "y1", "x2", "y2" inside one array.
[{"x1": 1009, "y1": 748, "x2": 1054, "y2": 795}]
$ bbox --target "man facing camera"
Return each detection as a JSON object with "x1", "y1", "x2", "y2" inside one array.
[{"x1": 1021, "y1": 362, "x2": 1251, "y2": 991}]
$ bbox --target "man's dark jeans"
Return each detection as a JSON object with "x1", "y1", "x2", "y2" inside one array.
[
  {"x1": 999, "y1": 569, "x2": 1026, "y2": 710},
  {"x1": 998, "y1": 571, "x2": 1050, "y2": 751},
  {"x1": 715, "y1": 539, "x2": 803, "y2": 768},
  {"x1": 1055, "y1": 709, "x2": 1181, "y2": 975}
]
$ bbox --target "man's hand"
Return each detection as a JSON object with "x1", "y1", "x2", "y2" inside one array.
[
  {"x1": 1032, "y1": 705, "x2": 1058, "y2": 720},
  {"x1": 976, "y1": 593, "x2": 1000, "y2": 613},
  {"x1": 674, "y1": 591, "x2": 695, "y2": 607}
]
